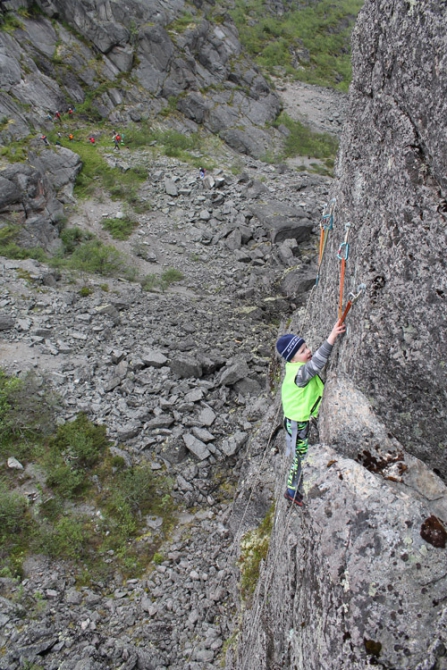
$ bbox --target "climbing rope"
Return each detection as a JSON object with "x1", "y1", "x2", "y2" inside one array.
[
  {"x1": 315, "y1": 198, "x2": 336, "y2": 286},
  {"x1": 337, "y1": 222, "x2": 351, "y2": 319}
]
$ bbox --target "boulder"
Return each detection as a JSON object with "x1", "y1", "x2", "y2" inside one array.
[
  {"x1": 141, "y1": 350, "x2": 168, "y2": 369},
  {"x1": 249, "y1": 200, "x2": 314, "y2": 244},
  {"x1": 170, "y1": 355, "x2": 203, "y2": 379},
  {"x1": 182, "y1": 433, "x2": 210, "y2": 461},
  {"x1": 219, "y1": 360, "x2": 250, "y2": 386}
]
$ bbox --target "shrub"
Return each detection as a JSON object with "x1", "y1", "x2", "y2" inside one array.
[
  {"x1": 79, "y1": 286, "x2": 93, "y2": 297},
  {"x1": 160, "y1": 267, "x2": 184, "y2": 288},
  {"x1": 102, "y1": 216, "x2": 138, "y2": 240},
  {"x1": 60, "y1": 227, "x2": 93, "y2": 254},
  {"x1": 42, "y1": 516, "x2": 88, "y2": 560},
  {"x1": 0, "y1": 370, "x2": 55, "y2": 460},
  {"x1": 49, "y1": 413, "x2": 110, "y2": 469},
  {"x1": 0, "y1": 480, "x2": 28, "y2": 540},
  {"x1": 275, "y1": 113, "x2": 338, "y2": 160},
  {"x1": 65, "y1": 239, "x2": 134, "y2": 278}
]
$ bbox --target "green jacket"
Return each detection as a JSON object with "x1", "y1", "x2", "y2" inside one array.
[{"x1": 281, "y1": 361, "x2": 324, "y2": 422}]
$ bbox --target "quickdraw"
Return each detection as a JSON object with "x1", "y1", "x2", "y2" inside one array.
[
  {"x1": 337, "y1": 222, "x2": 351, "y2": 319},
  {"x1": 339, "y1": 283, "x2": 366, "y2": 324},
  {"x1": 315, "y1": 198, "x2": 336, "y2": 286}
]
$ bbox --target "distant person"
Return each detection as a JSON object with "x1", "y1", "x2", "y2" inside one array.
[
  {"x1": 113, "y1": 132, "x2": 121, "y2": 150},
  {"x1": 276, "y1": 320, "x2": 345, "y2": 507},
  {"x1": 68, "y1": 107, "x2": 74, "y2": 117},
  {"x1": 54, "y1": 111, "x2": 62, "y2": 124},
  {"x1": 46, "y1": 113, "x2": 53, "y2": 121},
  {"x1": 40, "y1": 134, "x2": 49, "y2": 145},
  {"x1": 68, "y1": 133, "x2": 74, "y2": 141},
  {"x1": 199, "y1": 166, "x2": 205, "y2": 179},
  {"x1": 88, "y1": 136, "x2": 96, "y2": 144}
]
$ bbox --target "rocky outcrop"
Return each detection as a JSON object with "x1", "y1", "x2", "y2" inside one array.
[
  {"x1": 303, "y1": 0, "x2": 447, "y2": 479},
  {"x1": 0, "y1": 0, "x2": 281, "y2": 157},
  {"x1": 0, "y1": 147, "x2": 81, "y2": 251},
  {"x1": 227, "y1": 436, "x2": 447, "y2": 669},
  {"x1": 226, "y1": 1, "x2": 447, "y2": 668}
]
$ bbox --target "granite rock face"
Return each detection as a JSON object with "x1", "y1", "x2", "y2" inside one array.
[
  {"x1": 226, "y1": 1, "x2": 447, "y2": 668},
  {"x1": 228, "y1": 443, "x2": 447, "y2": 670},
  {"x1": 304, "y1": 0, "x2": 447, "y2": 478}
]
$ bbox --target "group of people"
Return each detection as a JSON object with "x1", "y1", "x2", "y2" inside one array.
[
  {"x1": 40, "y1": 128, "x2": 124, "y2": 149},
  {"x1": 47, "y1": 107, "x2": 74, "y2": 124}
]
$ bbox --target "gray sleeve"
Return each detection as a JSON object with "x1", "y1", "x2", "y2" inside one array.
[{"x1": 295, "y1": 341, "x2": 333, "y2": 387}]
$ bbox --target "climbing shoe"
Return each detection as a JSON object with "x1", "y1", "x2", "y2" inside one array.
[{"x1": 284, "y1": 490, "x2": 304, "y2": 507}]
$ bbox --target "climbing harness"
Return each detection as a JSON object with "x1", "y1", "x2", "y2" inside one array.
[
  {"x1": 337, "y1": 222, "x2": 352, "y2": 319},
  {"x1": 315, "y1": 198, "x2": 336, "y2": 286},
  {"x1": 339, "y1": 283, "x2": 366, "y2": 324}
]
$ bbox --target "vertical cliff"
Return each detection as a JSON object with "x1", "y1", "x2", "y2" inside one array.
[
  {"x1": 308, "y1": 0, "x2": 447, "y2": 477},
  {"x1": 227, "y1": 1, "x2": 447, "y2": 668}
]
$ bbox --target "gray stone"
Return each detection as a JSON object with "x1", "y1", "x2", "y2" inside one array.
[
  {"x1": 164, "y1": 178, "x2": 178, "y2": 197},
  {"x1": 249, "y1": 200, "x2": 314, "y2": 244},
  {"x1": 219, "y1": 360, "x2": 250, "y2": 386},
  {"x1": 182, "y1": 434, "x2": 210, "y2": 460},
  {"x1": 198, "y1": 407, "x2": 216, "y2": 427},
  {"x1": 220, "y1": 431, "x2": 247, "y2": 457},
  {"x1": 141, "y1": 350, "x2": 168, "y2": 368},
  {"x1": 0, "y1": 315, "x2": 14, "y2": 330},
  {"x1": 7, "y1": 457, "x2": 24, "y2": 470},
  {"x1": 170, "y1": 355, "x2": 203, "y2": 379},
  {"x1": 191, "y1": 427, "x2": 215, "y2": 443}
]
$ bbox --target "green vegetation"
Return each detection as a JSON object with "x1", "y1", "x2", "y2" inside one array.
[
  {"x1": 277, "y1": 113, "x2": 338, "y2": 159},
  {"x1": 0, "y1": 371, "x2": 176, "y2": 581},
  {"x1": 141, "y1": 267, "x2": 185, "y2": 292},
  {"x1": 0, "y1": 11, "x2": 23, "y2": 33},
  {"x1": 238, "y1": 505, "x2": 274, "y2": 599},
  {"x1": 102, "y1": 215, "x2": 138, "y2": 240},
  {"x1": 51, "y1": 237, "x2": 135, "y2": 279},
  {"x1": 0, "y1": 225, "x2": 47, "y2": 261},
  {"x1": 167, "y1": 11, "x2": 197, "y2": 34},
  {"x1": 231, "y1": 0, "x2": 363, "y2": 90}
]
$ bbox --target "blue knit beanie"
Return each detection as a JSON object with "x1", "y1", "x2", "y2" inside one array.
[{"x1": 276, "y1": 334, "x2": 305, "y2": 362}]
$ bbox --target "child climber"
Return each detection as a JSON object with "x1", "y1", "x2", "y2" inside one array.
[{"x1": 276, "y1": 319, "x2": 345, "y2": 506}]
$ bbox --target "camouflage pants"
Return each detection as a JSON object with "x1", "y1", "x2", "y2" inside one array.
[{"x1": 284, "y1": 418, "x2": 310, "y2": 493}]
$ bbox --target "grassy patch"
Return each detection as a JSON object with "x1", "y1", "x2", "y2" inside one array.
[
  {"x1": 102, "y1": 215, "x2": 138, "y2": 240},
  {"x1": 167, "y1": 11, "x2": 197, "y2": 34},
  {"x1": 0, "y1": 371, "x2": 176, "y2": 581},
  {"x1": 51, "y1": 237, "x2": 135, "y2": 279},
  {"x1": 272, "y1": 113, "x2": 338, "y2": 168},
  {"x1": 231, "y1": 0, "x2": 363, "y2": 91},
  {"x1": 0, "y1": 225, "x2": 48, "y2": 261},
  {"x1": 0, "y1": 11, "x2": 23, "y2": 33},
  {"x1": 238, "y1": 504, "x2": 274, "y2": 600},
  {"x1": 141, "y1": 267, "x2": 184, "y2": 292}
]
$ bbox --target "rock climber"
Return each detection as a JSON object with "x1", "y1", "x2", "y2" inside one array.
[
  {"x1": 276, "y1": 319, "x2": 345, "y2": 506},
  {"x1": 40, "y1": 134, "x2": 49, "y2": 145},
  {"x1": 199, "y1": 167, "x2": 205, "y2": 179},
  {"x1": 88, "y1": 136, "x2": 96, "y2": 144}
]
